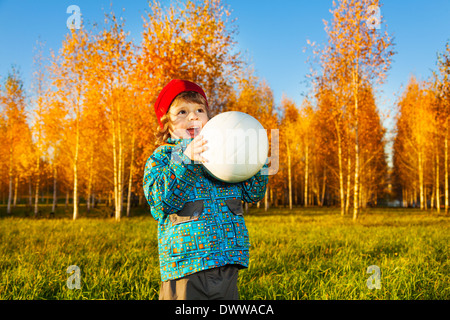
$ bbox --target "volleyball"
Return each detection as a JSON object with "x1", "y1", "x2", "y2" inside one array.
[{"x1": 200, "y1": 111, "x2": 269, "y2": 183}]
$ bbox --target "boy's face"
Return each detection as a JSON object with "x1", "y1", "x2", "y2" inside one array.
[{"x1": 168, "y1": 101, "x2": 209, "y2": 139}]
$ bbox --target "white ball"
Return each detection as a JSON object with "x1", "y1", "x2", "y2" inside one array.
[{"x1": 200, "y1": 111, "x2": 268, "y2": 183}]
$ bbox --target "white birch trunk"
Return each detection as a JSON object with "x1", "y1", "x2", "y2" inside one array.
[
  {"x1": 419, "y1": 151, "x2": 424, "y2": 210},
  {"x1": 287, "y1": 141, "x2": 292, "y2": 210},
  {"x1": 336, "y1": 120, "x2": 345, "y2": 215},
  {"x1": 52, "y1": 165, "x2": 57, "y2": 213},
  {"x1": 436, "y1": 144, "x2": 440, "y2": 213},
  {"x1": 127, "y1": 130, "x2": 136, "y2": 217},
  {"x1": 304, "y1": 145, "x2": 309, "y2": 208},
  {"x1": 445, "y1": 117, "x2": 448, "y2": 214}
]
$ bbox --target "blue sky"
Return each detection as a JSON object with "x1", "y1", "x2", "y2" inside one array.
[{"x1": 0, "y1": 0, "x2": 449, "y2": 136}]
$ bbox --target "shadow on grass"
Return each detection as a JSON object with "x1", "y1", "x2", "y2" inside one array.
[
  {"x1": 0, "y1": 204, "x2": 151, "y2": 220},
  {"x1": 1, "y1": 204, "x2": 448, "y2": 228},
  {"x1": 246, "y1": 206, "x2": 341, "y2": 217},
  {"x1": 245, "y1": 206, "x2": 449, "y2": 228}
]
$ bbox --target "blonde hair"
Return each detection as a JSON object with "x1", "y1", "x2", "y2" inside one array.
[{"x1": 155, "y1": 91, "x2": 210, "y2": 146}]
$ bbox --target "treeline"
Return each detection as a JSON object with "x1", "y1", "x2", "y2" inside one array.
[
  {"x1": 0, "y1": 0, "x2": 248, "y2": 220},
  {"x1": 281, "y1": 0, "x2": 395, "y2": 220},
  {"x1": 1, "y1": 0, "x2": 446, "y2": 220},
  {"x1": 393, "y1": 42, "x2": 450, "y2": 213}
]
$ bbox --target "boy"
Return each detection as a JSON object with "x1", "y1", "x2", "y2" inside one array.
[{"x1": 143, "y1": 79, "x2": 268, "y2": 300}]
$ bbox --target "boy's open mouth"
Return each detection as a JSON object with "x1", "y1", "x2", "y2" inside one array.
[{"x1": 186, "y1": 127, "x2": 200, "y2": 138}]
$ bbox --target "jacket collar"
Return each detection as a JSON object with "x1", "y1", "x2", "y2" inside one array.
[
  {"x1": 165, "y1": 137, "x2": 195, "y2": 152},
  {"x1": 167, "y1": 137, "x2": 194, "y2": 146}
]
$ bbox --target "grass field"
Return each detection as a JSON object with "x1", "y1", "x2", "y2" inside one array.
[{"x1": 0, "y1": 206, "x2": 448, "y2": 300}]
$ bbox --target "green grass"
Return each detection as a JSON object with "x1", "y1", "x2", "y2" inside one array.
[
  {"x1": 0, "y1": 206, "x2": 448, "y2": 300},
  {"x1": 243, "y1": 208, "x2": 449, "y2": 299}
]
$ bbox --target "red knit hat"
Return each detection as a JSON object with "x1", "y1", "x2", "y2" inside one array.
[{"x1": 154, "y1": 79, "x2": 209, "y2": 129}]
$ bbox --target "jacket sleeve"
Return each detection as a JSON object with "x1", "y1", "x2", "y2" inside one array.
[
  {"x1": 238, "y1": 162, "x2": 269, "y2": 204},
  {"x1": 143, "y1": 145, "x2": 196, "y2": 221}
]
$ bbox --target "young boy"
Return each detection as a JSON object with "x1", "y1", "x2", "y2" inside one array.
[{"x1": 143, "y1": 79, "x2": 268, "y2": 300}]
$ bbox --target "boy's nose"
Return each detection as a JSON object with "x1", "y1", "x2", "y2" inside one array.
[{"x1": 188, "y1": 111, "x2": 199, "y2": 120}]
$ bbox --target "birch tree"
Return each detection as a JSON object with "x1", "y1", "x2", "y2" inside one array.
[
  {"x1": 280, "y1": 96, "x2": 300, "y2": 210},
  {"x1": 49, "y1": 29, "x2": 90, "y2": 220},
  {"x1": 0, "y1": 67, "x2": 28, "y2": 215},
  {"x1": 394, "y1": 77, "x2": 434, "y2": 210},
  {"x1": 74, "y1": 11, "x2": 136, "y2": 221},
  {"x1": 320, "y1": 0, "x2": 395, "y2": 219},
  {"x1": 31, "y1": 40, "x2": 49, "y2": 217},
  {"x1": 435, "y1": 42, "x2": 450, "y2": 214}
]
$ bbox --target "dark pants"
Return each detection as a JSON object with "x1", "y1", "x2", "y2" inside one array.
[{"x1": 159, "y1": 264, "x2": 240, "y2": 300}]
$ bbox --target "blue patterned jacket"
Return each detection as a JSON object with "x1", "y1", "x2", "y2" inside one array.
[{"x1": 143, "y1": 137, "x2": 268, "y2": 281}]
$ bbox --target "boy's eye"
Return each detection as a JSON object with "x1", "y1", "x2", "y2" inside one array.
[
  {"x1": 178, "y1": 110, "x2": 186, "y2": 115},
  {"x1": 197, "y1": 108, "x2": 205, "y2": 113}
]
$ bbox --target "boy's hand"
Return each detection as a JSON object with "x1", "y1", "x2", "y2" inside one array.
[{"x1": 183, "y1": 135, "x2": 209, "y2": 163}]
